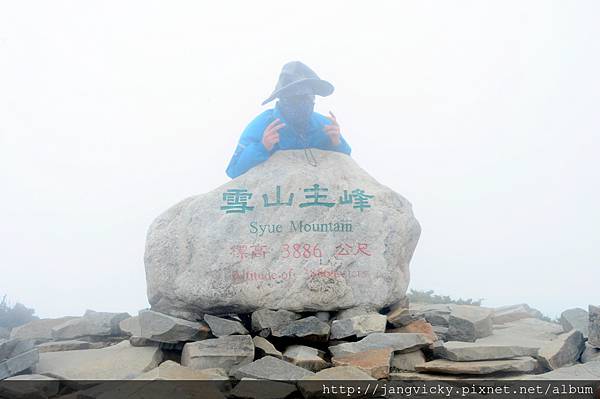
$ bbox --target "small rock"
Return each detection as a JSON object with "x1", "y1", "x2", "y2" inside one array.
[
  {"x1": 52, "y1": 310, "x2": 130, "y2": 340},
  {"x1": 271, "y1": 316, "x2": 330, "y2": 342},
  {"x1": 332, "y1": 347, "x2": 393, "y2": 379},
  {"x1": 139, "y1": 309, "x2": 210, "y2": 343},
  {"x1": 329, "y1": 332, "x2": 433, "y2": 357},
  {"x1": 391, "y1": 350, "x2": 426, "y2": 371},
  {"x1": 415, "y1": 356, "x2": 538, "y2": 375},
  {"x1": 433, "y1": 341, "x2": 538, "y2": 361},
  {"x1": 560, "y1": 308, "x2": 589, "y2": 338},
  {"x1": 581, "y1": 342, "x2": 600, "y2": 363},
  {"x1": 9, "y1": 317, "x2": 76, "y2": 343},
  {"x1": 252, "y1": 336, "x2": 282, "y2": 359},
  {"x1": 251, "y1": 309, "x2": 300, "y2": 333},
  {"x1": 181, "y1": 335, "x2": 254, "y2": 373},
  {"x1": 204, "y1": 314, "x2": 249, "y2": 337},
  {"x1": 492, "y1": 304, "x2": 543, "y2": 324},
  {"x1": 0, "y1": 349, "x2": 39, "y2": 380},
  {"x1": 330, "y1": 313, "x2": 386, "y2": 339},
  {"x1": 589, "y1": 305, "x2": 600, "y2": 347},
  {"x1": 447, "y1": 305, "x2": 493, "y2": 342},
  {"x1": 387, "y1": 318, "x2": 437, "y2": 342},
  {"x1": 233, "y1": 356, "x2": 315, "y2": 380},
  {"x1": 538, "y1": 329, "x2": 585, "y2": 370},
  {"x1": 282, "y1": 344, "x2": 328, "y2": 372}
]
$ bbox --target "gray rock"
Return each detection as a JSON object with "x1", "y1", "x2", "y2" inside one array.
[
  {"x1": 251, "y1": 309, "x2": 300, "y2": 332},
  {"x1": 181, "y1": 335, "x2": 254, "y2": 373},
  {"x1": 298, "y1": 366, "x2": 375, "y2": 399},
  {"x1": 329, "y1": 332, "x2": 433, "y2": 357},
  {"x1": 1, "y1": 374, "x2": 60, "y2": 398},
  {"x1": 523, "y1": 359, "x2": 600, "y2": 380},
  {"x1": 391, "y1": 350, "x2": 426, "y2": 371},
  {"x1": 139, "y1": 309, "x2": 210, "y2": 343},
  {"x1": 0, "y1": 338, "x2": 35, "y2": 361},
  {"x1": 581, "y1": 342, "x2": 600, "y2": 363},
  {"x1": 446, "y1": 305, "x2": 493, "y2": 342},
  {"x1": 476, "y1": 317, "x2": 563, "y2": 349},
  {"x1": 387, "y1": 306, "x2": 420, "y2": 328},
  {"x1": 433, "y1": 341, "x2": 538, "y2": 361},
  {"x1": 9, "y1": 317, "x2": 76, "y2": 343},
  {"x1": 0, "y1": 349, "x2": 39, "y2": 380},
  {"x1": 36, "y1": 339, "x2": 93, "y2": 353},
  {"x1": 492, "y1": 304, "x2": 543, "y2": 324},
  {"x1": 334, "y1": 306, "x2": 379, "y2": 320},
  {"x1": 119, "y1": 316, "x2": 141, "y2": 336},
  {"x1": 144, "y1": 149, "x2": 421, "y2": 317},
  {"x1": 0, "y1": 327, "x2": 10, "y2": 340},
  {"x1": 129, "y1": 336, "x2": 157, "y2": 347},
  {"x1": 589, "y1": 305, "x2": 600, "y2": 347},
  {"x1": 271, "y1": 316, "x2": 330, "y2": 342},
  {"x1": 432, "y1": 326, "x2": 448, "y2": 341},
  {"x1": 282, "y1": 344, "x2": 328, "y2": 372},
  {"x1": 34, "y1": 341, "x2": 162, "y2": 379},
  {"x1": 51, "y1": 310, "x2": 130, "y2": 340},
  {"x1": 233, "y1": 356, "x2": 315, "y2": 380},
  {"x1": 538, "y1": 329, "x2": 585, "y2": 370},
  {"x1": 252, "y1": 336, "x2": 282, "y2": 359},
  {"x1": 560, "y1": 308, "x2": 589, "y2": 338},
  {"x1": 408, "y1": 303, "x2": 452, "y2": 327},
  {"x1": 204, "y1": 314, "x2": 249, "y2": 337},
  {"x1": 415, "y1": 356, "x2": 538, "y2": 375},
  {"x1": 330, "y1": 313, "x2": 386, "y2": 339}
]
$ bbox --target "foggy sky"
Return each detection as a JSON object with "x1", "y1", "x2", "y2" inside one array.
[{"x1": 1, "y1": 1, "x2": 598, "y2": 319}]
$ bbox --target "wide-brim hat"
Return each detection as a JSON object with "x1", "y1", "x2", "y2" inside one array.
[{"x1": 261, "y1": 61, "x2": 334, "y2": 105}]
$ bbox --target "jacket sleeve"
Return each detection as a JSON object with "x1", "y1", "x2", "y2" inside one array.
[
  {"x1": 313, "y1": 114, "x2": 352, "y2": 155},
  {"x1": 225, "y1": 112, "x2": 274, "y2": 179}
]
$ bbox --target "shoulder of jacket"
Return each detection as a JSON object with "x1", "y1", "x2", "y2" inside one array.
[
  {"x1": 242, "y1": 109, "x2": 276, "y2": 137},
  {"x1": 312, "y1": 111, "x2": 331, "y2": 125}
]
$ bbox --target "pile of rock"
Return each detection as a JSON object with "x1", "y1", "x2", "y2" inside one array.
[{"x1": 1, "y1": 300, "x2": 599, "y2": 398}]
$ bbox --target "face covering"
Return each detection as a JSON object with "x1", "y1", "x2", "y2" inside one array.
[{"x1": 276, "y1": 94, "x2": 315, "y2": 135}]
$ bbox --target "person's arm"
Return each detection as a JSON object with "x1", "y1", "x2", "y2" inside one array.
[
  {"x1": 225, "y1": 111, "x2": 275, "y2": 179},
  {"x1": 313, "y1": 112, "x2": 352, "y2": 155}
]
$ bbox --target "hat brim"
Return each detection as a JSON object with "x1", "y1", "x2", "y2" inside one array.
[{"x1": 261, "y1": 78, "x2": 334, "y2": 105}]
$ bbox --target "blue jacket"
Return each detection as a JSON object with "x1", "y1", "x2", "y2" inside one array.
[{"x1": 225, "y1": 105, "x2": 352, "y2": 178}]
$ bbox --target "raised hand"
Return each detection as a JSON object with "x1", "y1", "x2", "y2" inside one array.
[
  {"x1": 324, "y1": 111, "x2": 341, "y2": 146},
  {"x1": 262, "y1": 118, "x2": 285, "y2": 151}
]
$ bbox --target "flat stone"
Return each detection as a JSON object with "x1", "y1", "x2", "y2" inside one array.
[
  {"x1": 252, "y1": 336, "x2": 282, "y2": 359},
  {"x1": 582, "y1": 342, "x2": 600, "y2": 363},
  {"x1": 330, "y1": 313, "x2": 386, "y2": 339},
  {"x1": 119, "y1": 316, "x2": 141, "y2": 336},
  {"x1": 475, "y1": 318, "x2": 563, "y2": 349},
  {"x1": 523, "y1": 359, "x2": 600, "y2": 380},
  {"x1": 433, "y1": 340, "x2": 539, "y2": 361},
  {"x1": 538, "y1": 329, "x2": 585, "y2": 370},
  {"x1": 271, "y1": 316, "x2": 330, "y2": 342},
  {"x1": 390, "y1": 350, "x2": 427, "y2": 371},
  {"x1": 386, "y1": 306, "x2": 420, "y2": 327},
  {"x1": 0, "y1": 338, "x2": 35, "y2": 361},
  {"x1": 51, "y1": 310, "x2": 130, "y2": 340},
  {"x1": 34, "y1": 340, "x2": 162, "y2": 379},
  {"x1": 329, "y1": 332, "x2": 432, "y2": 357},
  {"x1": 230, "y1": 379, "x2": 297, "y2": 399},
  {"x1": 589, "y1": 305, "x2": 600, "y2": 347},
  {"x1": 387, "y1": 318, "x2": 437, "y2": 342},
  {"x1": 0, "y1": 374, "x2": 60, "y2": 398},
  {"x1": 560, "y1": 308, "x2": 589, "y2": 338},
  {"x1": 446, "y1": 305, "x2": 493, "y2": 342},
  {"x1": 298, "y1": 366, "x2": 375, "y2": 399},
  {"x1": 492, "y1": 304, "x2": 543, "y2": 324},
  {"x1": 251, "y1": 309, "x2": 300, "y2": 332},
  {"x1": 332, "y1": 347, "x2": 393, "y2": 379},
  {"x1": 233, "y1": 356, "x2": 315, "y2": 380},
  {"x1": 144, "y1": 150, "x2": 421, "y2": 316},
  {"x1": 334, "y1": 306, "x2": 379, "y2": 320},
  {"x1": 36, "y1": 339, "x2": 93, "y2": 353},
  {"x1": 9, "y1": 317, "x2": 77, "y2": 343},
  {"x1": 204, "y1": 314, "x2": 249, "y2": 337},
  {"x1": 129, "y1": 336, "x2": 157, "y2": 347},
  {"x1": 415, "y1": 356, "x2": 538, "y2": 375},
  {"x1": 408, "y1": 303, "x2": 451, "y2": 327},
  {"x1": 181, "y1": 335, "x2": 254, "y2": 373},
  {"x1": 0, "y1": 349, "x2": 39, "y2": 380},
  {"x1": 282, "y1": 344, "x2": 328, "y2": 372},
  {"x1": 139, "y1": 309, "x2": 210, "y2": 343},
  {"x1": 135, "y1": 360, "x2": 229, "y2": 381}
]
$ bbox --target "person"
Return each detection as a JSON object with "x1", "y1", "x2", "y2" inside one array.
[{"x1": 225, "y1": 61, "x2": 352, "y2": 179}]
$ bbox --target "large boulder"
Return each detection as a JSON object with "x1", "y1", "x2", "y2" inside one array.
[
  {"x1": 589, "y1": 305, "x2": 600, "y2": 347},
  {"x1": 144, "y1": 149, "x2": 420, "y2": 318}
]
